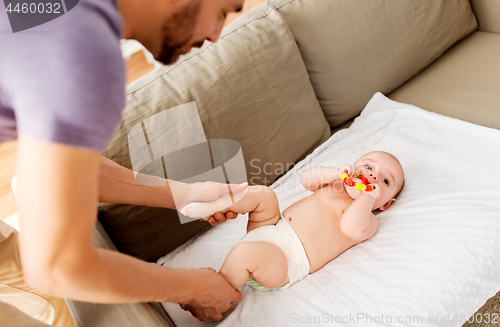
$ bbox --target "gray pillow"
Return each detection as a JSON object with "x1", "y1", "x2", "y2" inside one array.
[{"x1": 269, "y1": 0, "x2": 478, "y2": 128}]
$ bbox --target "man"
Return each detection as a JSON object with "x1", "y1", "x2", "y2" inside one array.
[{"x1": 0, "y1": 0, "x2": 246, "y2": 322}]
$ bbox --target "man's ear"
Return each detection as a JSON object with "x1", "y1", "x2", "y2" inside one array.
[{"x1": 379, "y1": 198, "x2": 396, "y2": 211}]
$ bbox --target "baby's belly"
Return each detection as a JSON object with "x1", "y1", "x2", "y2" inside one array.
[{"x1": 283, "y1": 198, "x2": 359, "y2": 272}]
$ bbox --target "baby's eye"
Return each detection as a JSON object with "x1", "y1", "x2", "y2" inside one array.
[
  {"x1": 365, "y1": 165, "x2": 372, "y2": 170},
  {"x1": 383, "y1": 178, "x2": 389, "y2": 185}
]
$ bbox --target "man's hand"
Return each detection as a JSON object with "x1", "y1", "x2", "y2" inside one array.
[
  {"x1": 176, "y1": 181, "x2": 248, "y2": 226},
  {"x1": 180, "y1": 268, "x2": 242, "y2": 321},
  {"x1": 205, "y1": 211, "x2": 238, "y2": 226}
]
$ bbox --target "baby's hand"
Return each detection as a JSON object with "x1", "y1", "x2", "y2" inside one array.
[
  {"x1": 364, "y1": 183, "x2": 381, "y2": 202},
  {"x1": 339, "y1": 163, "x2": 360, "y2": 181}
]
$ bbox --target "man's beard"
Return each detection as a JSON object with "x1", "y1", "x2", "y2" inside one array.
[{"x1": 157, "y1": 0, "x2": 203, "y2": 65}]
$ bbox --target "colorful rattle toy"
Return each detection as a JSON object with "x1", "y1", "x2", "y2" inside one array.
[{"x1": 341, "y1": 170, "x2": 375, "y2": 192}]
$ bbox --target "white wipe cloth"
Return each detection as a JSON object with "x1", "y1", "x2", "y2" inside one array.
[
  {"x1": 239, "y1": 215, "x2": 310, "y2": 289},
  {"x1": 157, "y1": 92, "x2": 500, "y2": 327}
]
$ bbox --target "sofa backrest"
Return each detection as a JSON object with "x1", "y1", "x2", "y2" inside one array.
[
  {"x1": 470, "y1": 0, "x2": 500, "y2": 33},
  {"x1": 100, "y1": 3, "x2": 330, "y2": 261},
  {"x1": 269, "y1": 0, "x2": 478, "y2": 128}
]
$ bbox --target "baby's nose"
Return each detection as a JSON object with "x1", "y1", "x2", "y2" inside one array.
[{"x1": 369, "y1": 173, "x2": 377, "y2": 182}]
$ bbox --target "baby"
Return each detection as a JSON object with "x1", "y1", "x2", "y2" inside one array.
[{"x1": 181, "y1": 151, "x2": 405, "y2": 291}]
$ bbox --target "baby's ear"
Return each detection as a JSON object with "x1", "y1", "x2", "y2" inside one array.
[{"x1": 379, "y1": 198, "x2": 396, "y2": 211}]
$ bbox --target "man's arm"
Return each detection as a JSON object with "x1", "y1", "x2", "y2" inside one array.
[
  {"x1": 98, "y1": 156, "x2": 247, "y2": 211},
  {"x1": 98, "y1": 156, "x2": 174, "y2": 208},
  {"x1": 300, "y1": 166, "x2": 340, "y2": 191},
  {"x1": 16, "y1": 135, "x2": 241, "y2": 315}
]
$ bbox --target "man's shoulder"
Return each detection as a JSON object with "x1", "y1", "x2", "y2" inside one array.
[
  {"x1": 63, "y1": 0, "x2": 122, "y2": 41},
  {"x1": 0, "y1": 0, "x2": 123, "y2": 73},
  {"x1": 0, "y1": 0, "x2": 125, "y2": 151}
]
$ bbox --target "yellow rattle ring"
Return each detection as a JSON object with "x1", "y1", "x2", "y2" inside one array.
[{"x1": 342, "y1": 170, "x2": 375, "y2": 192}]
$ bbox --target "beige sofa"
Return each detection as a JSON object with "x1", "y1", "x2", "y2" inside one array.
[{"x1": 66, "y1": 0, "x2": 500, "y2": 326}]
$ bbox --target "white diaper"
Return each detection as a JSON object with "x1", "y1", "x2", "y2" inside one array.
[{"x1": 238, "y1": 215, "x2": 310, "y2": 289}]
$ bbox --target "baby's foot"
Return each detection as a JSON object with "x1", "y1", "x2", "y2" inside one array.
[
  {"x1": 181, "y1": 201, "x2": 219, "y2": 219},
  {"x1": 181, "y1": 193, "x2": 236, "y2": 219}
]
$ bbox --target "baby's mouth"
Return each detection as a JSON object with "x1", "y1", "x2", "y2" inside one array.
[
  {"x1": 352, "y1": 177, "x2": 363, "y2": 184},
  {"x1": 355, "y1": 175, "x2": 374, "y2": 186}
]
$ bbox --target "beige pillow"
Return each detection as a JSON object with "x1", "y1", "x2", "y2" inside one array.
[
  {"x1": 269, "y1": 0, "x2": 478, "y2": 128},
  {"x1": 100, "y1": 3, "x2": 330, "y2": 261}
]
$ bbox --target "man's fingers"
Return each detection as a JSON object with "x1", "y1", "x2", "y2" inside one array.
[
  {"x1": 214, "y1": 212, "x2": 227, "y2": 223},
  {"x1": 220, "y1": 302, "x2": 231, "y2": 313},
  {"x1": 193, "y1": 310, "x2": 208, "y2": 321},
  {"x1": 214, "y1": 212, "x2": 224, "y2": 221},
  {"x1": 204, "y1": 308, "x2": 218, "y2": 320},
  {"x1": 232, "y1": 289, "x2": 243, "y2": 302},
  {"x1": 208, "y1": 217, "x2": 218, "y2": 226},
  {"x1": 216, "y1": 216, "x2": 227, "y2": 223},
  {"x1": 208, "y1": 212, "x2": 238, "y2": 225},
  {"x1": 184, "y1": 306, "x2": 204, "y2": 321},
  {"x1": 212, "y1": 313, "x2": 223, "y2": 321}
]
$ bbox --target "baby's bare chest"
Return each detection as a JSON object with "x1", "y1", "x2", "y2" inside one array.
[{"x1": 283, "y1": 187, "x2": 360, "y2": 271}]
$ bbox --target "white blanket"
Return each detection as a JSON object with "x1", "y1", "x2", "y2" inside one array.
[{"x1": 157, "y1": 92, "x2": 500, "y2": 327}]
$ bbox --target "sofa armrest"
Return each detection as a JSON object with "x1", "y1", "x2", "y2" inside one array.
[
  {"x1": 470, "y1": 0, "x2": 500, "y2": 33},
  {"x1": 65, "y1": 221, "x2": 176, "y2": 327}
]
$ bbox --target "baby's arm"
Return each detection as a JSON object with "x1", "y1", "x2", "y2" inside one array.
[
  {"x1": 339, "y1": 194, "x2": 379, "y2": 241},
  {"x1": 300, "y1": 167, "x2": 340, "y2": 191}
]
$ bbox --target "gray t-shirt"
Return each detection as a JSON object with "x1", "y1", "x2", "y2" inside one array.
[{"x1": 0, "y1": 0, "x2": 125, "y2": 151}]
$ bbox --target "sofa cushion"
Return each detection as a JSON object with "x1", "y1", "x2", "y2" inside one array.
[
  {"x1": 65, "y1": 222, "x2": 173, "y2": 327},
  {"x1": 0, "y1": 302, "x2": 51, "y2": 327},
  {"x1": 389, "y1": 31, "x2": 500, "y2": 130},
  {"x1": 99, "y1": 3, "x2": 330, "y2": 261},
  {"x1": 0, "y1": 219, "x2": 77, "y2": 327},
  {"x1": 268, "y1": 0, "x2": 478, "y2": 128}
]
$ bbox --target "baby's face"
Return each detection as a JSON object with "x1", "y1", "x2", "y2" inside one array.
[{"x1": 354, "y1": 151, "x2": 404, "y2": 211}]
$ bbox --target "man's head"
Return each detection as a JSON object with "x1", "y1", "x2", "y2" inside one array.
[
  {"x1": 353, "y1": 151, "x2": 405, "y2": 211},
  {"x1": 119, "y1": 0, "x2": 244, "y2": 64}
]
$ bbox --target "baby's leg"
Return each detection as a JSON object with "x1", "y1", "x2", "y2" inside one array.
[
  {"x1": 219, "y1": 241, "x2": 289, "y2": 290},
  {"x1": 182, "y1": 185, "x2": 280, "y2": 232}
]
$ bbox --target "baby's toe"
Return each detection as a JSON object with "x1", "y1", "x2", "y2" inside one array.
[{"x1": 181, "y1": 203, "x2": 197, "y2": 217}]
